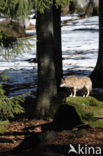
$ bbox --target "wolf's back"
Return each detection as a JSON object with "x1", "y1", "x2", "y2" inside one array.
[
  {"x1": 65, "y1": 76, "x2": 78, "y2": 87},
  {"x1": 78, "y1": 77, "x2": 92, "y2": 91}
]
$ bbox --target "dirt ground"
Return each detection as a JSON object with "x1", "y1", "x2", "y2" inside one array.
[{"x1": 0, "y1": 117, "x2": 103, "y2": 156}]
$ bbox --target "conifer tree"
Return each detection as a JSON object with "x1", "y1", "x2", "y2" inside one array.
[
  {"x1": 0, "y1": 0, "x2": 28, "y2": 129},
  {"x1": 0, "y1": 0, "x2": 72, "y2": 119},
  {"x1": 36, "y1": 0, "x2": 71, "y2": 118}
]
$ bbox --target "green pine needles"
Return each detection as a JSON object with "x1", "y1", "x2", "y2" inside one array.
[
  {"x1": 0, "y1": 70, "x2": 25, "y2": 134},
  {"x1": 0, "y1": 83, "x2": 24, "y2": 121},
  {"x1": 0, "y1": 95, "x2": 24, "y2": 120},
  {"x1": 0, "y1": 73, "x2": 25, "y2": 133},
  {"x1": 0, "y1": 0, "x2": 32, "y2": 19},
  {"x1": 0, "y1": 0, "x2": 72, "y2": 55},
  {"x1": 0, "y1": 0, "x2": 73, "y2": 16},
  {"x1": 0, "y1": 83, "x2": 25, "y2": 133},
  {"x1": 34, "y1": 0, "x2": 72, "y2": 13},
  {"x1": 0, "y1": 30, "x2": 35, "y2": 60}
]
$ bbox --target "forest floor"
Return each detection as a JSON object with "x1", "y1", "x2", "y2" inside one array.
[
  {"x1": 0, "y1": 118, "x2": 103, "y2": 156},
  {"x1": 0, "y1": 92, "x2": 103, "y2": 156}
]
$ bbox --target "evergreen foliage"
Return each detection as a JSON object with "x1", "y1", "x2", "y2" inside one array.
[
  {"x1": 0, "y1": 85, "x2": 25, "y2": 133},
  {"x1": 0, "y1": 0, "x2": 72, "y2": 52},
  {"x1": 0, "y1": 0, "x2": 34, "y2": 128},
  {"x1": 0, "y1": 0, "x2": 35, "y2": 59},
  {"x1": 16, "y1": 0, "x2": 32, "y2": 18},
  {"x1": 0, "y1": 0, "x2": 32, "y2": 19},
  {"x1": 55, "y1": 0, "x2": 72, "y2": 7},
  {"x1": 0, "y1": 0, "x2": 18, "y2": 18},
  {"x1": 0, "y1": 30, "x2": 35, "y2": 60},
  {"x1": 34, "y1": 0, "x2": 72, "y2": 13},
  {"x1": 0, "y1": 120, "x2": 9, "y2": 134},
  {"x1": 0, "y1": 0, "x2": 72, "y2": 16},
  {"x1": 0, "y1": 94, "x2": 24, "y2": 120},
  {"x1": 0, "y1": 72, "x2": 25, "y2": 133},
  {"x1": 0, "y1": 94, "x2": 24, "y2": 121},
  {"x1": 0, "y1": 80, "x2": 24, "y2": 121}
]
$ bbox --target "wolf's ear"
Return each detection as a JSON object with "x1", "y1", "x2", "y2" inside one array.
[
  {"x1": 61, "y1": 78, "x2": 65, "y2": 83},
  {"x1": 60, "y1": 78, "x2": 66, "y2": 87}
]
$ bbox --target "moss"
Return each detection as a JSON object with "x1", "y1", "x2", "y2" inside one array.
[{"x1": 65, "y1": 96, "x2": 103, "y2": 128}]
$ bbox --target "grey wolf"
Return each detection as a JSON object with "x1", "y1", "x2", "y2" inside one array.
[{"x1": 60, "y1": 76, "x2": 92, "y2": 97}]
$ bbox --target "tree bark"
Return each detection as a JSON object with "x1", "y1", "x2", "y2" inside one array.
[
  {"x1": 36, "y1": 3, "x2": 62, "y2": 118},
  {"x1": 90, "y1": 0, "x2": 103, "y2": 87},
  {"x1": 53, "y1": 2, "x2": 62, "y2": 94}
]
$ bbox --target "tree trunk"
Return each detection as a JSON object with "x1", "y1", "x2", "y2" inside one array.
[
  {"x1": 36, "y1": 3, "x2": 62, "y2": 118},
  {"x1": 53, "y1": 2, "x2": 62, "y2": 94},
  {"x1": 90, "y1": 0, "x2": 103, "y2": 87}
]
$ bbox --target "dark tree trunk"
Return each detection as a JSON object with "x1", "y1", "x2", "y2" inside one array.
[
  {"x1": 53, "y1": 1, "x2": 62, "y2": 94},
  {"x1": 36, "y1": 3, "x2": 62, "y2": 118},
  {"x1": 90, "y1": 0, "x2": 103, "y2": 87}
]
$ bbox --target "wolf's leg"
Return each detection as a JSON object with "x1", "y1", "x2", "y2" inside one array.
[
  {"x1": 73, "y1": 88, "x2": 76, "y2": 97},
  {"x1": 70, "y1": 93, "x2": 73, "y2": 97},
  {"x1": 86, "y1": 88, "x2": 89, "y2": 97},
  {"x1": 83, "y1": 87, "x2": 86, "y2": 97},
  {"x1": 69, "y1": 88, "x2": 73, "y2": 97}
]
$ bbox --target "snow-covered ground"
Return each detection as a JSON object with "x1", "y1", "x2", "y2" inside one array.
[
  {"x1": 61, "y1": 15, "x2": 98, "y2": 76},
  {"x1": 0, "y1": 14, "x2": 99, "y2": 97}
]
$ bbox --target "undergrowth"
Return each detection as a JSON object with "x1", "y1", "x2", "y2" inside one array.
[{"x1": 0, "y1": 73, "x2": 25, "y2": 133}]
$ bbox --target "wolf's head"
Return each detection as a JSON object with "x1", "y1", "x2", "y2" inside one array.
[{"x1": 60, "y1": 78, "x2": 66, "y2": 87}]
